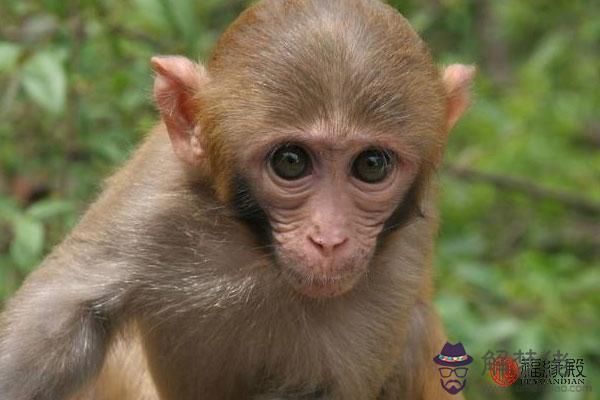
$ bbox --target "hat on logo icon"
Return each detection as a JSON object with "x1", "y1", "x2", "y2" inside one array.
[{"x1": 433, "y1": 342, "x2": 473, "y2": 367}]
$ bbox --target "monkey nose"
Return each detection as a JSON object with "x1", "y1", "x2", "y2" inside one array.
[{"x1": 308, "y1": 233, "x2": 349, "y2": 257}]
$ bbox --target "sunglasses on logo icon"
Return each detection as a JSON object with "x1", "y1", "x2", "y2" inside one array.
[{"x1": 438, "y1": 367, "x2": 468, "y2": 378}]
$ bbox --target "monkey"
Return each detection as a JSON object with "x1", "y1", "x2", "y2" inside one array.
[{"x1": 0, "y1": 0, "x2": 475, "y2": 399}]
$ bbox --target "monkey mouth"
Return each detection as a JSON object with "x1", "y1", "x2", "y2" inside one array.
[{"x1": 282, "y1": 266, "x2": 363, "y2": 298}]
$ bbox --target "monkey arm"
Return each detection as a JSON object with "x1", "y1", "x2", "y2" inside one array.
[
  {"x1": 0, "y1": 130, "x2": 191, "y2": 400},
  {"x1": 0, "y1": 240, "x2": 131, "y2": 400}
]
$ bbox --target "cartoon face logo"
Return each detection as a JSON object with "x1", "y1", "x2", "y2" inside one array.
[{"x1": 433, "y1": 342, "x2": 473, "y2": 395}]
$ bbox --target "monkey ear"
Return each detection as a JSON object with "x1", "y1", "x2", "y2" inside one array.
[
  {"x1": 151, "y1": 56, "x2": 209, "y2": 166},
  {"x1": 442, "y1": 64, "x2": 476, "y2": 132}
]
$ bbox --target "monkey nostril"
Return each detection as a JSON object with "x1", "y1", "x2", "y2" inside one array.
[
  {"x1": 308, "y1": 235, "x2": 348, "y2": 256},
  {"x1": 309, "y1": 236, "x2": 325, "y2": 252}
]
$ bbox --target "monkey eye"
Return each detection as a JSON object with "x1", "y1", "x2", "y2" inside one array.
[
  {"x1": 352, "y1": 148, "x2": 394, "y2": 184},
  {"x1": 270, "y1": 144, "x2": 311, "y2": 180}
]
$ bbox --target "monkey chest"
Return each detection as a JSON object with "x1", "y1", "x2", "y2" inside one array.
[{"x1": 137, "y1": 305, "x2": 403, "y2": 399}]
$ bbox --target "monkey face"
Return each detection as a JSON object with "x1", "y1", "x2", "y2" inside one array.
[{"x1": 233, "y1": 127, "x2": 420, "y2": 298}]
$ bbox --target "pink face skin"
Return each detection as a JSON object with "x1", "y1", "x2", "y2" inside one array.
[{"x1": 245, "y1": 129, "x2": 420, "y2": 298}]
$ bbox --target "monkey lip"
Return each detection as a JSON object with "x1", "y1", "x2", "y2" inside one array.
[{"x1": 283, "y1": 267, "x2": 363, "y2": 298}]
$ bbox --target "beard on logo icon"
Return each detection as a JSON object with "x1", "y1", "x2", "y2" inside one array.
[
  {"x1": 441, "y1": 378, "x2": 467, "y2": 395},
  {"x1": 433, "y1": 342, "x2": 473, "y2": 395}
]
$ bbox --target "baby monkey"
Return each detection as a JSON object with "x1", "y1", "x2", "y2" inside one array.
[{"x1": 0, "y1": 0, "x2": 475, "y2": 399}]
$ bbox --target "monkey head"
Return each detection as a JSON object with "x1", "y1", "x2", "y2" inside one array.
[{"x1": 151, "y1": 0, "x2": 474, "y2": 298}]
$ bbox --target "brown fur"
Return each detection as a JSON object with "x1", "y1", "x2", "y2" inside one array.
[{"x1": 0, "y1": 1, "x2": 473, "y2": 399}]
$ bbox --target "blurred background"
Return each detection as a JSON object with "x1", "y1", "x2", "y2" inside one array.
[{"x1": 0, "y1": 0, "x2": 598, "y2": 398}]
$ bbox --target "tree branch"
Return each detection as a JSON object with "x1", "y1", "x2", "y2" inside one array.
[{"x1": 444, "y1": 165, "x2": 600, "y2": 216}]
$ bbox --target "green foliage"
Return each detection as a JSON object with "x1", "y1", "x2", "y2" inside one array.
[{"x1": 0, "y1": 1, "x2": 598, "y2": 398}]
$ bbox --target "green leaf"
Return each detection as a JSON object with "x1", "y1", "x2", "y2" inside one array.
[
  {"x1": 133, "y1": 0, "x2": 170, "y2": 31},
  {"x1": 171, "y1": 0, "x2": 198, "y2": 42},
  {"x1": 9, "y1": 216, "x2": 45, "y2": 272},
  {"x1": 0, "y1": 197, "x2": 21, "y2": 223},
  {"x1": 27, "y1": 199, "x2": 74, "y2": 220},
  {"x1": 0, "y1": 42, "x2": 22, "y2": 72},
  {"x1": 21, "y1": 49, "x2": 67, "y2": 115}
]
